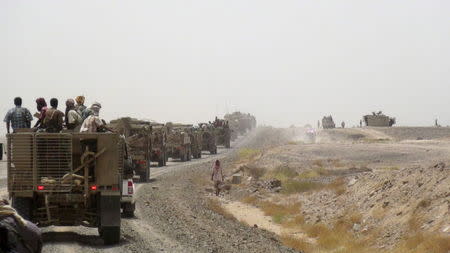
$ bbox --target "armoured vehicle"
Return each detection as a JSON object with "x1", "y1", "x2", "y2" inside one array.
[
  {"x1": 363, "y1": 111, "x2": 396, "y2": 127},
  {"x1": 213, "y1": 118, "x2": 231, "y2": 148},
  {"x1": 199, "y1": 123, "x2": 217, "y2": 154},
  {"x1": 108, "y1": 118, "x2": 151, "y2": 182},
  {"x1": 7, "y1": 131, "x2": 124, "y2": 244},
  {"x1": 224, "y1": 112, "x2": 256, "y2": 136},
  {"x1": 189, "y1": 127, "x2": 203, "y2": 159},
  {"x1": 166, "y1": 123, "x2": 192, "y2": 162},
  {"x1": 149, "y1": 123, "x2": 167, "y2": 167},
  {"x1": 322, "y1": 116, "x2": 336, "y2": 129}
]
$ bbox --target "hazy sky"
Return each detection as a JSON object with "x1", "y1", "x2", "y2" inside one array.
[{"x1": 1, "y1": 0, "x2": 449, "y2": 135}]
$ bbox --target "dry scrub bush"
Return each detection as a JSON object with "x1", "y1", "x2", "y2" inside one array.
[
  {"x1": 326, "y1": 178, "x2": 346, "y2": 196},
  {"x1": 206, "y1": 198, "x2": 236, "y2": 221},
  {"x1": 312, "y1": 160, "x2": 324, "y2": 167}
]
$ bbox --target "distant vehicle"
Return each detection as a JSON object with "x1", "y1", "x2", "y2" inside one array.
[
  {"x1": 322, "y1": 116, "x2": 336, "y2": 129},
  {"x1": 150, "y1": 123, "x2": 167, "y2": 167},
  {"x1": 166, "y1": 123, "x2": 192, "y2": 162},
  {"x1": 213, "y1": 118, "x2": 231, "y2": 148},
  {"x1": 305, "y1": 128, "x2": 316, "y2": 143},
  {"x1": 7, "y1": 132, "x2": 124, "y2": 244},
  {"x1": 109, "y1": 118, "x2": 152, "y2": 182},
  {"x1": 199, "y1": 123, "x2": 217, "y2": 154},
  {"x1": 363, "y1": 111, "x2": 396, "y2": 127}
]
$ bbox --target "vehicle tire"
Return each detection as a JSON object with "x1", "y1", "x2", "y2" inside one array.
[
  {"x1": 123, "y1": 202, "x2": 135, "y2": 218},
  {"x1": 141, "y1": 168, "x2": 149, "y2": 182},
  {"x1": 181, "y1": 151, "x2": 186, "y2": 162},
  {"x1": 101, "y1": 226, "x2": 120, "y2": 245},
  {"x1": 158, "y1": 157, "x2": 164, "y2": 167},
  {"x1": 12, "y1": 197, "x2": 32, "y2": 220},
  {"x1": 187, "y1": 150, "x2": 191, "y2": 161},
  {"x1": 225, "y1": 140, "x2": 231, "y2": 149}
]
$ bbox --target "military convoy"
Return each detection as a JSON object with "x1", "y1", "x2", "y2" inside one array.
[
  {"x1": 363, "y1": 111, "x2": 396, "y2": 127},
  {"x1": 7, "y1": 131, "x2": 125, "y2": 244},
  {"x1": 6, "y1": 111, "x2": 257, "y2": 245}
]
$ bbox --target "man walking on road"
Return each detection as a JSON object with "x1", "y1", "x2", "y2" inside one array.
[
  {"x1": 211, "y1": 160, "x2": 224, "y2": 196},
  {"x1": 4, "y1": 97, "x2": 33, "y2": 134}
]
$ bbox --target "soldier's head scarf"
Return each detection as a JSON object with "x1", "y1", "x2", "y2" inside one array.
[
  {"x1": 75, "y1": 96, "x2": 85, "y2": 105},
  {"x1": 35, "y1": 97, "x2": 47, "y2": 111}
]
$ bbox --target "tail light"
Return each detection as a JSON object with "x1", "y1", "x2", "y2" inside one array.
[
  {"x1": 137, "y1": 160, "x2": 147, "y2": 165},
  {"x1": 128, "y1": 180, "x2": 134, "y2": 195},
  {"x1": 37, "y1": 185, "x2": 45, "y2": 191},
  {"x1": 90, "y1": 185, "x2": 97, "y2": 191}
]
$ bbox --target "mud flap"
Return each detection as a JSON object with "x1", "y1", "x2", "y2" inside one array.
[{"x1": 98, "y1": 192, "x2": 121, "y2": 244}]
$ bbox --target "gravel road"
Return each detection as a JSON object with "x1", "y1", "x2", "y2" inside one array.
[{"x1": 40, "y1": 132, "x2": 296, "y2": 253}]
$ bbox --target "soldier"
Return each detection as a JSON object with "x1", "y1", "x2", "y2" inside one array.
[
  {"x1": 43, "y1": 98, "x2": 64, "y2": 133},
  {"x1": 0, "y1": 199, "x2": 42, "y2": 253},
  {"x1": 4, "y1": 97, "x2": 33, "y2": 134},
  {"x1": 65, "y1": 99, "x2": 82, "y2": 130},
  {"x1": 33, "y1": 98, "x2": 48, "y2": 129},
  {"x1": 75, "y1": 96, "x2": 87, "y2": 116}
]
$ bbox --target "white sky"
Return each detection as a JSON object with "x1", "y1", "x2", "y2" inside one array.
[{"x1": 1, "y1": 0, "x2": 449, "y2": 135}]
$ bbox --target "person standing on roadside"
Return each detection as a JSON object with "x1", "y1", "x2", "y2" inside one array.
[
  {"x1": 33, "y1": 98, "x2": 48, "y2": 129},
  {"x1": 211, "y1": 160, "x2": 224, "y2": 196},
  {"x1": 4, "y1": 97, "x2": 33, "y2": 134}
]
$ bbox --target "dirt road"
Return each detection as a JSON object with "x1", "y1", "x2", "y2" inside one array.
[{"x1": 40, "y1": 133, "x2": 295, "y2": 253}]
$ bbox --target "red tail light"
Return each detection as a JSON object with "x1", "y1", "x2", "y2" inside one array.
[
  {"x1": 37, "y1": 185, "x2": 45, "y2": 191},
  {"x1": 137, "y1": 160, "x2": 147, "y2": 165},
  {"x1": 128, "y1": 180, "x2": 134, "y2": 195},
  {"x1": 90, "y1": 185, "x2": 97, "y2": 191}
]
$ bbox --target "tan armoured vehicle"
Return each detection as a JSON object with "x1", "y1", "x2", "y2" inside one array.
[
  {"x1": 109, "y1": 118, "x2": 152, "y2": 182},
  {"x1": 213, "y1": 118, "x2": 231, "y2": 148},
  {"x1": 150, "y1": 123, "x2": 167, "y2": 167},
  {"x1": 190, "y1": 127, "x2": 203, "y2": 159},
  {"x1": 199, "y1": 123, "x2": 217, "y2": 154},
  {"x1": 363, "y1": 111, "x2": 396, "y2": 127},
  {"x1": 322, "y1": 116, "x2": 336, "y2": 129},
  {"x1": 166, "y1": 123, "x2": 192, "y2": 162},
  {"x1": 7, "y1": 132, "x2": 123, "y2": 244}
]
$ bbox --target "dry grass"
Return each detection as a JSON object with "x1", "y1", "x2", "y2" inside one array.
[
  {"x1": 245, "y1": 166, "x2": 267, "y2": 180},
  {"x1": 238, "y1": 148, "x2": 261, "y2": 161},
  {"x1": 312, "y1": 159, "x2": 324, "y2": 167},
  {"x1": 371, "y1": 206, "x2": 387, "y2": 219},
  {"x1": 282, "y1": 180, "x2": 324, "y2": 194},
  {"x1": 259, "y1": 201, "x2": 301, "y2": 224},
  {"x1": 391, "y1": 232, "x2": 450, "y2": 253},
  {"x1": 241, "y1": 195, "x2": 259, "y2": 205},
  {"x1": 280, "y1": 234, "x2": 313, "y2": 252},
  {"x1": 326, "y1": 177, "x2": 346, "y2": 195},
  {"x1": 206, "y1": 198, "x2": 236, "y2": 221}
]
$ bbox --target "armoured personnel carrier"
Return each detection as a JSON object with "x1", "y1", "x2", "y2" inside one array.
[
  {"x1": 108, "y1": 118, "x2": 151, "y2": 182},
  {"x1": 363, "y1": 111, "x2": 396, "y2": 127},
  {"x1": 166, "y1": 123, "x2": 192, "y2": 162},
  {"x1": 322, "y1": 116, "x2": 336, "y2": 129},
  {"x1": 213, "y1": 118, "x2": 231, "y2": 148},
  {"x1": 149, "y1": 123, "x2": 167, "y2": 167},
  {"x1": 199, "y1": 123, "x2": 217, "y2": 154},
  {"x1": 7, "y1": 131, "x2": 124, "y2": 244}
]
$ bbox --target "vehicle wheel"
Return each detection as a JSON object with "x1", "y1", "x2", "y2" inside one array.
[
  {"x1": 141, "y1": 168, "x2": 149, "y2": 182},
  {"x1": 181, "y1": 152, "x2": 186, "y2": 162},
  {"x1": 158, "y1": 157, "x2": 164, "y2": 167},
  {"x1": 12, "y1": 197, "x2": 32, "y2": 220},
  {"x1": 100, "y1": 226, "x2": 121, "y2": 245},
  {"x1": 123, "y1": 202, "x2": 135, "y2": 218},
  {"x1": 198, "y1": 152, "x2": 202, "y2": 158},
  {"x1": 187, "y1": 150, "x2": 191, "y2": 161},
  {"x1": 225, "y1": 141, "x2": 231, "y2": 149}
]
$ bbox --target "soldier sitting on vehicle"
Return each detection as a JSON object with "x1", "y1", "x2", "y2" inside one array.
[
  {"x1": 43, "y1": 98, "x2": 64, "y2": 133},
  {"x1": 0, "y1": 199, "x2": 42, "y2": 253},
  {"x1": 75, "y1": 95, "x2": 87, "y2": 116},
  {"x1": 80, "y1": 102, "x2": 113, "y2": 133},
  {"x1": 33, "y1": 98, "x2": 48, "y2": 129},
  {"x1": 65, "y1": 99, "x2": 82, "y2": 131},
  {"x1": 4, "y1": 97, "x2": 33, "y2": 134}
]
